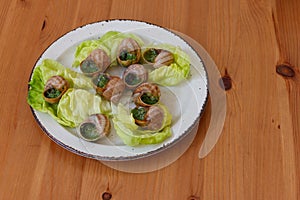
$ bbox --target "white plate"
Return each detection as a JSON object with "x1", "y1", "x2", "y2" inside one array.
[{"x1": 29, "y1": 20, "x2": 208, "y2": 161}]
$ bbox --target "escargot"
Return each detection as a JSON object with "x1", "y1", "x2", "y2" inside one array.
[
  {"x1": 142, "y1": 48, "x2": 174, "y2": 68},
  {"x1": 132, "y1": 82, "x2": 161, "y2": 107},
  {"x1": 43, "y1": 75, "x2": 69, "y2": 104},
  {"x1": 92, "y1": 73, "x2": 125, "y2": 104},
  {"x1": 122, "y1": 64, "x2": 148, "y2": 89},
  {"x1": 131, "y1": 105, "x2": 165, "y2": 131},
  {"x1": 80, "y1": 49, "x2": 110, "y2": 76},
  {"x1": 77, "y1": 114, "x2": 111, "y2": 142},
  {"x1": 117, "y1": 38, "x2": 141, "y2": 67}
]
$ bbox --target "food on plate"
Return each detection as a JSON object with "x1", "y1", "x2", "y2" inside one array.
[
  {"x1": 117, "y1": 38, "x2": 141, "y2": 67},
  {"x1": 77, "y1": 114, "x2": 111, "y2": 141},
  {"x1": 92, "y1": 73, "x2": 125, "y2": 104},
  {"x1": 27, "y1": 59, "x2": 110, "y2": 128},
  {"x1": 57, "y1": 88, "x2": 111, "y2": 127},
  {"x1": 92, "y1": 73, "x2": 110, "y2": 94},
  {"x1": 131, "y1": 105, "x2": 165, "y2": 131},
  {"x1": 130, "y1": 107, "x2": 148, "y2": 127},
  {"x1": 80, "y1": 48, "x2": 110, "y2": 76},
  {"x1": 142, "y1": 48, "x2": 174, "y2": 68},
  {"x1": 132, "y1": 82, "x2": 161, "y2": 107},
  {"x1": 28, "y1": 30, "x2": 193, "y2": 146},
  {"x1": 147, "y1": 44, "x2": 191, "y2": 86},
  {"x1": 122, "y1": 64, "x2": 148, "y2": 89},
  {"x1": 73, "y1": 31, "x2": 144, "y2": 68},
  {"x1": 43, "y1": 75, "x2": 69, "y2": 104},
  {"x1": 27, "y1": 59, "x2": 93, "y2": 115},
  {"x1": 112, "y1": 103, "x2": 172, "y2": 146},
  {"x1": 73, "y1": 31, "x2": 190, "y2": 86}
]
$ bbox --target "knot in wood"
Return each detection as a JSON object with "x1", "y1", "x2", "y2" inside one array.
[
  {"x1": 102, "y1": 191, "x2": 112, "y2": 200},
  {"x1": 276, "y1": 64, "x2": 295, "y2": 78},
  {"x1": 220, "y1": 75, "x2": 232, "y2": 90},
  {"x1": 188, "y1": 195, "x2": 200, "y2": 200}
]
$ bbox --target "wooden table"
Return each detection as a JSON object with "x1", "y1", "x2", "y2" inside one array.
[{"x1": 1, "y1": 0, "x2": 299, "y2": 199}]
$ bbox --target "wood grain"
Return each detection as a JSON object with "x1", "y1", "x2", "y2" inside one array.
[{"x1": 0, "y1": 0, "x2": 299, "y2": 199}]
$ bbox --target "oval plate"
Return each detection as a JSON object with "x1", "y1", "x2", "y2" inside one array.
[{"x1": 29, "y1": 20, "x2": 208, "y2": 161}]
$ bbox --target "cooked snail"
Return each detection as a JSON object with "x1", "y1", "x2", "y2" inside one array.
[
  {"x1": 43, "y1": 75, "x2": 69, "y2": 104},
  {"x1": 77, "y1": 114, "x2": 111, "y2": 141},
  {"x1": 92, "y1": 73, "x2": 110, "y2": 95},
  {"x1": 142, "y1": 48, "x2": 174, "y2": 68},
  {"x1": 132, "y1": 82, "x2": 161, "y2": 107},
  {"x1": 131, "y1": 105, "x2": 164, "y2": 131},
  {"x1": 117, "y1": 38, "x2": 141, "y2": 67},
  {"x1": 92, "y1": 73, "x2": 125, "y2": 104},
  {"x1": 80, "y1": 49, "x2": 110, "y2": 76},
  {"x1": 122, "y1": 64, "x2": 148, "y2": 89}
]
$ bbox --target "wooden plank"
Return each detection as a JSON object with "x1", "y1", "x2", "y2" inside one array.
[{"x1": 273, "y1": 0, "x2": 300, "y2": 199}]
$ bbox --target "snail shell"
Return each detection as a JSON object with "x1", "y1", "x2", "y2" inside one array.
[
  {"x1": 43, "y1": 75, "x2": 69, "y2": 104},
  {"x1": 80, "y1": 49, "x2": 110, "y2": 76},
  {"x1": 145, "y1": 105, "x2": 164, "y2": 131},
  {"x1": 92, "y1": 74, "x2": 125, "y2": 104},
  {"x1": 131, "y1": 106, "x2": 164, "y2": 131},
  {"x1": 142, "y1": 48, "x2": 174, "y2": 68},
  {"x1": 77, "y1": 114, "x2": 111, "y2": 141},
  {"x1": 102, "y1": 76, "x2": 126, "y2": 104},
  {"x1": 91, "y1": 73, "x2": 110, "y2": 95},
  {"x1": 132, "y1": 82, "x2": 161, "y2": 107},
  {"x1": 122, "y1": 64, "x2": 148, "y2": 89},
  {"x1": 130, "y1": 106, "x2": 148, "y2": 127},
  {"x1": 117, "y1": 38, "x2": 141, "y2": 67},
  {"x1": 153, "y1": 50, "x2": 174, "y2": 68}
]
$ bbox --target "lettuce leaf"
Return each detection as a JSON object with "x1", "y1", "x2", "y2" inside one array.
[
  {"x1": 27, "y1": 59, "x2": 92, "y2": 113},
  {"x1": 72, "y1": 31, "x2": 144, "y2": 67},
  {"x1": 148, "y1": 44, "x2": 191, "y2": 86},
  {"x1": 32, "y1": 59, "x2": 93, "y2": 89},
  {"x1": 73, "y1": 40, "x2": 110, "y2": 67},
  {"x1": 57, "y1": 88, "x2": 111, "y2": 127},
  {"x1": 27, "y1": 59, "x2": 109, "y2": 127},
  {"x1": 112, "y1": 103, "x2": 172, "y2": 146}
]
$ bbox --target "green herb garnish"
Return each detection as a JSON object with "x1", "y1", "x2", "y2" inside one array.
[
  {"x1": 80, "y1": 123, "x2": 99, "y2": 139},
  {"x1": 80, "y1": 59, "x2": 99, "y2": 73},
  {"x1": 119, "y1": 51, "x2": 136, "y2": 61},
  {"x1": 96, "y1": 74, "x2": 110, "y2": 88},
  {"x1": 144, "y1": 48, "x2": 159, "y2": 63},
  {"x1": 131, "y1": 107, "x2": 147, "y2": 121},
  {"x1": 140, "y1": 93, "x2": 159, "y2": 105},
  {"x1": 44, "y1": 88, "x2": 61, "y2": 98}
]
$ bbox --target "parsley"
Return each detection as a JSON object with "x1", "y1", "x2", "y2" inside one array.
[
  {"x1": 44, "y1": 88, "x2": 61, "y2": 98},
  {"x1": 81, "y1": 59, "x2": 99, "y2": 73},
  {"x1": 131, "y1": 107, "x2": 147, "y2": 121},
  {"x1": 144, "y1": 48, "x2": 159, "y2": 63},
  {"x1": 97, "y1": 74, "x2": 110, "y2": 88},
  {"x1": 119, "y1": 51, "x2": 136, "y2": 61},
  {"x1": 141, "y1": 93, "x2": 159, "y2": 105}
]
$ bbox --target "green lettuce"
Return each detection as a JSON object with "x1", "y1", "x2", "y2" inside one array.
[
  {"x1": 73, "y1": 31, "x2": 190, "y2": 86},
  {"x1": 27, "y1": 59, "x2": 93, "y2": 112},
  {"x1": 112, "y1": 104, "x2": 172, "y2": 146},
  {"x1": 73, "y1": 40, "x2": 110, "y2": 68},
  {"x1": 148, "y1": 44, "x2": 191, "y2": 86},
  {"x1": 57, "y1": 88, "x2": 111, "y2": 127},
  {"x1": 72, "y1": 31, "x2": 144, "y2": 67},
  {"x1": 27, "y1": 59, "x2": 110, "y2": 127},
  {"x1": 30, "y1": 59, "x2": 93, "y2": 89}
]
